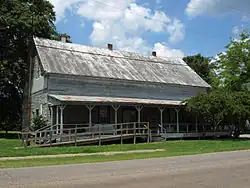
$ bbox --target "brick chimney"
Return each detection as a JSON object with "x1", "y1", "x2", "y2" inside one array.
[
  {"x1": 60, "y1": 33, "x2": 68, "y2": 43},
  {"x1": 108, "y1": 43, "x2": 113, "y2": 50},
  {"x1": 152, "y1": 51, "x2": 157, "y2": 56}
]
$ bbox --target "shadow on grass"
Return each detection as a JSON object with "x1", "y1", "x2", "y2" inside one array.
[{"x1": 0, "y1": 132, "x2": 20, "y2": 139}]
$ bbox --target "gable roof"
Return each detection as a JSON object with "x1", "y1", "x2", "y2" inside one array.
[{"x1": 33, "y1": 37, "x2": 211, "y2": 88}]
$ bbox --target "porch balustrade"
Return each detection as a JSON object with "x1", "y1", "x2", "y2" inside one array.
[{"x1": 31, "y1": 122, "x2": 151, "y2": 146}]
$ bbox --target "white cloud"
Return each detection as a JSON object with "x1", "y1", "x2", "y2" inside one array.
[
  {"x1": 80, "y1": 21, "x2": 85, "y2": 28},
  {"x1": 50, "y1": 0, "x2": 185, "y2": 57},
  {"x1": 156, "y1": 0, "x2": 161, "y2": 5},
  {"x1": 153, "y1": 43, "x2": 184, "y2": 58},
  {"x1": 167, "y1": 18, "x2": 185, "y2": 44},
  {"x1": 232, "y1": 26, "x2": 240, "y2": 35},
  {"x1": 185, "y1": 0, "x2": 250, "y2": 19},
  {"x1": 118, "y1": 37, "x2": 151, "y2": 55},
  {"x1": 123, "y1": 3, "x2": 171, "y2": 33},
  {"x1": 76, "y1": 0, "x2": 130, "y2": 21},
  {"x1": 50, "y1": 0, "x2": 80, "y2": 22},
  {"x1": 232, "y1": 25, "x2": 246, "y2": 37}
]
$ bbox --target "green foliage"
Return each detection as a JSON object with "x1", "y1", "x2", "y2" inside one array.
[
  {"x1": 186, "y1": 91, "x2": 250, "y2": 130},
  {"x1": 186, "y1": 29, "x2": 250, "y2": 132},
  {"x1": 183, "y1": 54, "x2": 213, "y2": 84},
  {"x1": 0, "y1": 0, "x2": 57, "y2": 131},
  {"x1": 31, "y1": 115, "x2": 48, "y2": 131},
  {"x1": 213, "y1": 29, "x2": 250, "y2": 91}
]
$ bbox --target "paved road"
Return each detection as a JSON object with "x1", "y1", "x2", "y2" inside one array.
[{"x1": 1, "y1": 150, "x2": 250, "y2": 188}]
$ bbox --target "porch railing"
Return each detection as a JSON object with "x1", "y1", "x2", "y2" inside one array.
[
  {"x1": 32, "y1": 122, "x2": 151, "y2": 146},
  {"x1": 160, "y1": 123, "x2": 233, "y2": 133}
]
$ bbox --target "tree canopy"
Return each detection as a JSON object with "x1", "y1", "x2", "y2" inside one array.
[
  {"x1": 185, "y1": 30, "x2": 250, "y2": 133},
  {"x1": 186, "y1": 91, "x2": 250, "y2": 131},
  {"x1": 183, "y1": 54, "x2": 213, "y2": 85},
  {"x1": 0, "y1": 0, "x2": 57, "y2": 131},
  {"x1": 213, "y1": 29, "x2": 250, "y2": 91}
]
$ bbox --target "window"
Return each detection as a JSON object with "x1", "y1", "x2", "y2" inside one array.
[
  {"x1": 34, "y1": 56, "x2": 42, "y2": 79},
  {"x1": 36, "y1": 64, "x2": 41, "y2": 79},
  {"x1": 99, "y1": 106, "x2": 109, "y2": 123},
  {"x1": 39, "y1": 104, "x2": 43, "y2": 115},
  {"x1": 36, "y1": 109, "x2": 39, "y2": 116},
  {"x1": 35, "y1": 104, "x2": 43, "y2": 117}
]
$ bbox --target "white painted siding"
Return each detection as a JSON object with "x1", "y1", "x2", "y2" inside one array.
[{"x1": 47, "y1": 75, "x2": 207, "y2": 101}]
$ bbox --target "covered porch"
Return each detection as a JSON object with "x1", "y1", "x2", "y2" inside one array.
[{"x1": 48, "y1": 94, "x2": 200, "y2": 135}]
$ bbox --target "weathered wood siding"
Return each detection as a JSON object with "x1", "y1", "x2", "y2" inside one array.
[
  {"x1": 47, "y1": 75, "x2": 207, "y2": 101},
  {"x1": 30, "y1": 91, "x2": 49, "y2": 122},
  {"x1": 31, "y1": 55, "x2": 47, "y2": 94}
]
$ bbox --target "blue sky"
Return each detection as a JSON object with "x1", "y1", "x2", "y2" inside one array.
[{"x1": 51, "y1": 0, "x2": 250, "y2": 58}]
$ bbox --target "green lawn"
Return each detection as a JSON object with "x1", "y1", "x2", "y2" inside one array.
[{"x1": 1, "y1": 139, "x2": 250, "y2": 168}]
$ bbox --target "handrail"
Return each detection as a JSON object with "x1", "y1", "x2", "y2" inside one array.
[
  {"x1": 35, "y1": 124, "x2": 53, "y2": 132},
  {"x1": 158, "y1": 124, "x2": 167, "y2": 134},
  {"x1": 34, "y1": 122, "x2": 152, "y2": 144}
]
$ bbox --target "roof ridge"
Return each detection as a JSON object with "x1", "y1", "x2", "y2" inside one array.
[
  {"x1": 34, "y1": 38, "x2": 187, "y2": 67},
  {"x1": 34, "y1": 37, "x2": 182, "y2": 59}
]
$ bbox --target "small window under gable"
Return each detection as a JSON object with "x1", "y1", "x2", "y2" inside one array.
[
  {"x1": 34, "y1": 56, "x2": 42, "y2": 79},
  {"x1": 40, "y1": 104, "x2": 43, "y2": 115},
  {"x1": 36, "y1": 109, "x2": 39, "y2": 116},
  {"x1": 36, "y1": 64, "x2": 41, "y2": 79}
]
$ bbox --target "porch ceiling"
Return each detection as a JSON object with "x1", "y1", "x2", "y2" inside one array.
[{"x1": 48, "y1": 94, "x2": 185, "y2": 106}]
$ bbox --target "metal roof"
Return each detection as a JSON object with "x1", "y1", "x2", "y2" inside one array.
[
  {"x1": 49, "y1": 94, "x2": 184, "y2": 106},
  {"x1": 34, "y1": 37, "x2": 211, "y2": 88}
]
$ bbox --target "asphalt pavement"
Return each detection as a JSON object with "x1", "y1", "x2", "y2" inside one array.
[{"x1": 1, "y1": 150, "x2": 250, "y2": 188}]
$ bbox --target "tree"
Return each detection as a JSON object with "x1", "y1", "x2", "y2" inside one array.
[
  {"x1": 229, "y1": 91, "x2": 250, "y2": 131},
  {"x1": 0, "y1": 0, "x2": 57, "y2": 131},
  {"x1": 185, "y1": 90, "x2": 250, "y2": 134},
  {"x1": 185, "y1": 91, "x2": 229, "y2": 131},
  {"x1": 183, "y1": 54, "x2": 213, "y2": 85},
  {"x1": 213, "y1": 29, "x2": 250, "y2": 91}
]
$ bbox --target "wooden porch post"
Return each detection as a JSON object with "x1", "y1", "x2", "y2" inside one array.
[
  {"x1": 135, "y1": 106, "x2": 143, "y2": 123},
  {"x1": 159, "y1": 107, "x2": 165, "y2": 132},
  {"x1": 60, "y1": 105, "x2": 66, "y2": 135},
  {"x1": 195, "y1": 116, "x2": 198, "y2": 133},
  {"x1": 56, "y1": 106, "x2": 59, "y2": 134},
  {"x1": 175, "y1": 108, "x2": 180, "y2": 133},
  {"x1": 86, "y1": 104, "x2": 95, "y2": 127},
  {"x1": 49, "y1": 105, "x2": 53, "y2": 131},
  {"x1": 112, "y1": 105, "x2": 120, "y2": 124},
  {"x1": 112, "y1": 105, "x2": 120, "y2": 135}
]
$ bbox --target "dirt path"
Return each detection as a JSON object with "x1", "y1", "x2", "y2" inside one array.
[{"x1": 0, "y1": 149, "x2": 165, "y2": 161}]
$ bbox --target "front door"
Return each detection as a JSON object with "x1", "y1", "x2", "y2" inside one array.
[
  {"x1": 143, "y1": 107, "x2": 159, "y2": 134},
  {"x1": 99, "y1": 106, "x2": 110, "y2": 124}
]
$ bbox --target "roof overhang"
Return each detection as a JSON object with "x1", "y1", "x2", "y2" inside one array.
[{"x1": 49, "y1": 94, "x2": 185, "y2": 106}]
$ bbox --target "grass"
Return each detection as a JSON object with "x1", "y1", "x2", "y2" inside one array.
[{"x1": 1, "y1": 138, "x2": 250, "y2": 168}]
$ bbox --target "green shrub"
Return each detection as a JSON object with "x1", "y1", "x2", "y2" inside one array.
[{"x1": 32, "y1": 115, "x2": 48, "y2": 131}]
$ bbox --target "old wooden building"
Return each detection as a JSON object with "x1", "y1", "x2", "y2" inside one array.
[{"x1": 23, "y1": 36, "x2": 215, "y2": 143}]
